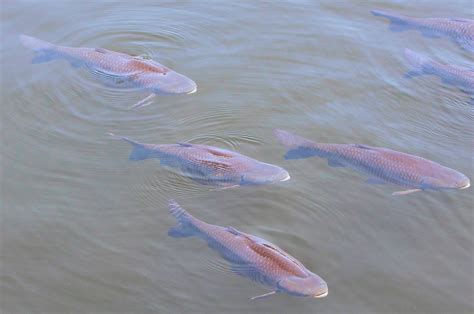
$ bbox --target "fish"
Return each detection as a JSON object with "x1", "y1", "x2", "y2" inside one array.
[
  {"x1": 371, "y1": 10, "x2": 474, "y2": 52},
  {"x1": 20, "y1": 34, "x2": 197, "y2": 108},
  {"x1": 274, "y1": 129, "x2": 470, "y2": 195},
  {"x1": 113, "y1": 134, "x2": 290, "y2": 188},
  {"x1": 404, "y1": 48, "x2": 474, "y2": 97},
  {"x1": 167, "y1": 200, "x2": 328, "y2": 299}
]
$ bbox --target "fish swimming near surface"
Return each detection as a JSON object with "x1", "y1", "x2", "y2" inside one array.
[
  {"x1": 20, "y1": 34, "x2": 197, "y2": 108},
  {"x1": 113, "y1": 134, "x2": 290, "y2": 188},
  {"x1": 371, "y1": 10, "x2": 474, "y2": 52},
  {"x1": 404, "y1": 48, "x2": 474, "y2": 98},
  {"x1": 167, "y1": 200, "x2": 328, "y2": 299},
  {"x1": 274, "y1": 129, "x2": 470, "y2": 195}
]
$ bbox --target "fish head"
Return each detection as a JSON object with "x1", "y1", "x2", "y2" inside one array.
[
  {"x1": 421, "y1": 171, "x2": 470, "y2": 191},
  {"x1": 143, "y1": 70, "x2": 197, "y2": 95},
  {"x1": 277, "y1": 274, "x2": 328, "y2": 298},
  {"x1": 239, "y1": 162, "x2": 290, "y2": 186}
]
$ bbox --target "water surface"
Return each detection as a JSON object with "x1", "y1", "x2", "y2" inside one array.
[{"x1": 1, "y1": 1, "x2": 473, "y2": 313}]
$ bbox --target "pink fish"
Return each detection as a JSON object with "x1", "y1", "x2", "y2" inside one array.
[
  {"x1": 113, "y1": 135, "x2": 290, "y2": 189},
  {"x1": 372, "y1": 10, "x2": 474, "y2": 52},
  {"x1": 168, "y1": 200, "x2": 328, "y2": 299},
  {"x1": 20, "y1": 34, "x2": 197, "y2": 108},
  {"x1": 404, "y1": 48, "x2": 474, "y2": 97},
  {"x1": 274, "y1": 129, "x2": 470, "y2": 195}
]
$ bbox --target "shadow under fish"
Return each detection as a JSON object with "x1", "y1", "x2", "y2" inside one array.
[
  {"x1": 112, "y1": 134, "x2": 290, "y2": 189},
  {"x1": 371, "y1": 10, "x2": 474, "y2": 52},
  {"x1": 404, "y1": 48, "x2": 474, "y2": 102},
  {"x1": 20, "y1": 34, "x2": 197, "y2": 108},
  {"x1": 274, "y1": 129, "x2": 470, "y2": 196},
  {"x1": 167, "y1": 200, "x2": 328, "y2": 299}
]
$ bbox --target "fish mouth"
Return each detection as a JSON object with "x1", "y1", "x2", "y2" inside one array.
[
  {"x1": 280, "y1": 173, "x2": 291, "y2": 182},
  {"x1": 313, "y1": 290, "x2": 328, "y2": 298},
  {"x1": 187, "y1": 86, "x2": 197, "y2": 94},
  {"x1": 460, "y1": 181, "x2": 470, "y2": 189}
]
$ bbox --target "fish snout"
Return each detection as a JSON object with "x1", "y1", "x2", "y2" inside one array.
[
  {"x1": 457, "y1": 175, "x2": 470, "y2": 190},
  {"x1": 153, "y1": 71, "x2": 197, "y2": 95},
  {"x1": 277, "y1": 275, "x2": 328, "y2": 298},
  {"x1": 313, "y1": 282, "x2": 329, "y2": 298},
  {"x1": 279, "y1": 169, "x2": 291, "y2": 182},
  {"x1": 240, "y1": 164, "x2": 290, "y2": 186}
]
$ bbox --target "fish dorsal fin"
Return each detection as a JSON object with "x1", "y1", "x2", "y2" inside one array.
[
  {"x1": 94, "y1": 47, "x2": 131, "y2": 58},
  {"x1": 178, "y1": 142, "x2": 192, "y2": 147},
  {"x1": 202, "y1": 146, "x2": 237, "y2": 158},
  {"x1": 226, "y1": 226, "x2": 243, "y2": 236},
  {"x1": 351, "y1": 144, "x2": 373, "y2": 150},
  {"x1": 450, "y1": 18, "x2": 472, "y2": 23},
  {"x1": 95, "y1": 48, "x2": 110, "y2": 54}
]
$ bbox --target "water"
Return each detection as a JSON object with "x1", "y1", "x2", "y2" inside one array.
[{"x1": 1, "y1": 1, "x2": 473, "y2": 313}]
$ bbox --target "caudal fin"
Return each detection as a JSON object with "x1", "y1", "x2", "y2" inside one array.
[
  {"x1": 371, "y1": 9, "x2": 411, "y2": 32},
  {"x1": 403, "y1": 48, "x2": 431, "y2": 78},
  {"x1": 168, "y1": 200, "x2": 195, "y2": 238},
  {"x1": 20, "y1": 34, "x2": 58, "y2": 64},
  {"x1": 273, "y1": 129, "x2": 318, "y2": 160},
  {"x1": 108, "y1": 133, "x2": 151, "y2": 160}
]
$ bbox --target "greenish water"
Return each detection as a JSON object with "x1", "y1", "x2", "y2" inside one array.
[{"x1": 1, "y1": 1, "x2": 473, "y2": 313}]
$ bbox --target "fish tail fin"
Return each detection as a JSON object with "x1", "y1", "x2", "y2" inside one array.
[
  {"x1": 273, "y1": 129, "x2": 318, "y2": 160},
  {"x1": 403, "y1": 48, "x2": 431, "y2": 78},
  {"x1": 371, "y1": 9, "x2": 411, "y2": 32},
  {"x1": 20, "y1": 34, "x2": 59, "y2": 63},
  {"x1": 108, "y1": 132, "x2": 151, "y2": 161},
  {"x1": 168, "y1": 200, "x2": 196, "y2": 238}
]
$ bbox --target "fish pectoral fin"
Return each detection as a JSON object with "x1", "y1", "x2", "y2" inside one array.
[
  {"x1": 207, "y1": 260, "x2": 266, "y2": 285},
  {"x1": 366, "y1": 177, "x2": 386, "y2": 185},
  {"x1": 421, "y1": 30, "x2": 443, "y2": 38},
  {"x1": 91, "y1": 67, "x2": 139, "y2": 79},
  {"x1": 210, "y1": 184, "x2": 240, "y2": 191},
  {"x1": 251, "y1": 291, "x2": 277, "y2": 300},
  {"x1": 392, "y1": 188, "x2": 422, "y2": 196},
  {"x1": 404, "y1": 70, "x2": 423, "y2": 79},
  {"x1": 129, "y1": 93, "x2": 156, "y2": 109}
]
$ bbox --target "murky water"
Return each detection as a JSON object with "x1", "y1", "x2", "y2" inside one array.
[{"x1": 1, "y1": 1, "x2": 473, "y2": 313}]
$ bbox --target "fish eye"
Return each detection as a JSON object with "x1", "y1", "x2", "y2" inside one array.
[{"x1": 162, "y1": 73, "x2": 167, "y2": 75}]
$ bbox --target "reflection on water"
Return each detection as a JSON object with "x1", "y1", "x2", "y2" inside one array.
[{"x1": 1, "y1": 1, "x2": 473, "y2": 313}]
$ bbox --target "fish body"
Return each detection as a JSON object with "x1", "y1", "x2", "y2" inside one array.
[
  {"x1": 20, "y1": 34, "x2": 197, "y2": 95},
  {"x1": 404, "y1": 48, "x2": 474, "y2": 95},
  {"x1": 168, "y1": 200, "x2": 328, "y2": 299},
  {"x1": 274, "y1": 129, "x2": 470, "y2": 195},
  {"x1": 120, "y1": 137, "x2": 290, "y2": 188},
  {"x1": 371, "y1": 10, "x2": 474, "y2": 52}
]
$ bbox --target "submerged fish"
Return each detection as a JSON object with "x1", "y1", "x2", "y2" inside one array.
[
  {"x1": 371, "y1": 10, "x2": 474, "y2": 52},
  {"x1": 274, "y1": 129, "x2": 470, "y2": 195},
  {"x1": 167, "y1": 200, "x2": 328, "y2": 299},
  {"x1": 404, "y1": 48, "x2": 474, "y2": 96},
  {"x1": 115, "y1": 135, "x2": 290, "y2": 188},
  {"x1": 20, "y1": 34, "x2": 197, "y2": 108}
]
